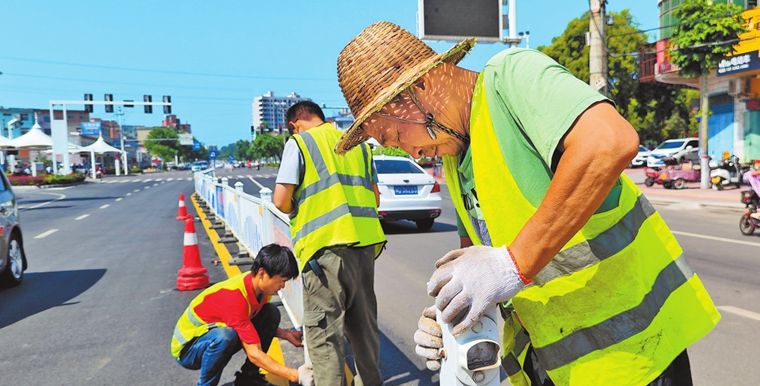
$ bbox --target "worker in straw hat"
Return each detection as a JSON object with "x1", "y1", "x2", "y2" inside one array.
[{"x1": 335, "y1": 22, "x2": 719, "y2": 386}]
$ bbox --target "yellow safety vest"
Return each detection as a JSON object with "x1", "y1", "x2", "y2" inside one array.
[
  {"x1": 290, "y1": 123, "x2": 385, "y2": 270},
  {"x1": 443, "y1": 74, "x2": 720, "y2": 386},
  {"x1": 170, "y1": 272, "x2": 262, "y2": 359}
]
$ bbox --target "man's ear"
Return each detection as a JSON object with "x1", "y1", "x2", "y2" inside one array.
[{"x1": 253, "y1": 267, "x2": 266, "y2": 278}]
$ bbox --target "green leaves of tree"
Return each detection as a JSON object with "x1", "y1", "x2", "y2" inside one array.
[
  {"x1": 670, "y1": 0, "x2": 746, "y2": 78},
  {"x1": 145, "y1": 127, "x2": 179, "y2": 161},
  {"x1": 539, "y1": 9, "x2": 699, "y2": 145}
]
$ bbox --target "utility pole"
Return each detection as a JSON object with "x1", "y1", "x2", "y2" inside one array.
[
  {"x1": 114, "y1": 107, "x2": 128, "y2": 175},
  {"x1": 589, "y1": 0, "x2": 608, "y2": 95}
]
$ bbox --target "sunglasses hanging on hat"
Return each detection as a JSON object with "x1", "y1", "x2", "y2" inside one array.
[{"x1": 373, "y1": 86, "x2": 470, "y2": 144}]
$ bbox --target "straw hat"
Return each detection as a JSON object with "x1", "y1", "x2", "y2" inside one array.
[{"x1": 336, "y1": 21, "x2": 475, "y2": 153}]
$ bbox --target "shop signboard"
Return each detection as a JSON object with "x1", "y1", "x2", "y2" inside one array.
[{"x1": 717, "y1": 51, "x2": 760, "y2": 77}]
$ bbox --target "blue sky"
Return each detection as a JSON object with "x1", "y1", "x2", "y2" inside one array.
[{"x1": 0, "y1": 1, "x2": 657, "y2": 147}]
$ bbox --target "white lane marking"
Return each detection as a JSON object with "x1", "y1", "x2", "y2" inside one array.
[
  {"x1": 75, "y1": 214, "x2": 90, "y2": 221},
  {"x1": 120, "y1": 180, "x2": 129, "y2": 183},
  {"x1": 247, "y1": 176, "x2": 266, "y2": 190},
  {"x1": 144, "y1": 186, "x2": 151, "y2": 190},
  {"x1": 100, "y1": 204, "x2": 110, "y2": 209},
  {"x1": 133, "y1": 189, "x2": 140, "y2": 192},
  {"x1": 126, "y1": 192, "x2": 132, "y2": 196},
  {"x1": 144, "y1": 178, "x2": 153, "y2": 182},
  {"x1": 153, "y1": 183, "x2": 159, "y2": 186},
  {"x1": 718, "y1": 306, "x2": 760, "y2": 322},
  {"x1": 671, "y1": 230, "x2": 760, "y2": 248},
  {"x1": 115, "y1": 198, "x2": 123, "y2": 202},
  {"x1": 167, "y1": 178, "x2": 174, "y2": 181},
  {"x1": 186, "y1": 177, "x2": 192, "y2": 181},
  {"x1": 34, "y1": 229, "x2": 58, "y2": 239},
  {"x1": 237, "y1": 175, "x2": 245, "y2": 178},
  {"x1": 18, "y1": 191, "x2": 66, "y2": 210},
  {"x1": 155, "y1": 178, "x2": 163, "y2": 181}
]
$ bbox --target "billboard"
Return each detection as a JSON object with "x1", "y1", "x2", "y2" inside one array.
[
  {"x1": 179, "y1": 133, "x2": 193, "y2": 146},
  {"x1": 80, "y1": 122, "x2": 101, "y2": 137},
  {"x1": 418, "y1": 0, "x2": 503, "y2": 41}
]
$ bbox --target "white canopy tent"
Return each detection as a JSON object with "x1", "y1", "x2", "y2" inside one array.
[
  {"x1": 80, "y1": 136, "x2": 123, "y2": 179},
  {"x1": 8, "y1": 118, "x2": 53, "y2": 176}
]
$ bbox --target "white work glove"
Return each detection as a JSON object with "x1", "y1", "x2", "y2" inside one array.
[
  {"x1": 427, "y1": 246, "x2": 528, "y2": 336},
  {"x1": 414, "y1": 305, "x2": 443, "y2": 371},
  {"x1": 297, "y1": 363, "x2": 314, "y2": 386}
]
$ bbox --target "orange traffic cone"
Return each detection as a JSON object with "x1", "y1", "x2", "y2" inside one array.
[
  {"x1": 177, "y1": 217, "x2": 209, "y2": 291},
  {"x1": 176, "y1": 193, "x2": 190, "y2": 220}
]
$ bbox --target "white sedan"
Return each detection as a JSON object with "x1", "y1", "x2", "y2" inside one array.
[
  {"x1": 374, "y1": 155, "x2": 442, "y2": 230},
  {"x1": 630, "y1": 145, "x2": 651, "y2": 167}
]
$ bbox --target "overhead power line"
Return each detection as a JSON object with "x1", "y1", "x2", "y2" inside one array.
[{"x1": 0, "y1": 55, "x2": 334, "y2": 82}]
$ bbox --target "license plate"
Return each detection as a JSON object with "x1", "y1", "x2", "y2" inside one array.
[{"x1": 394, "y1": 185, "x2": 418, "y2": 195}]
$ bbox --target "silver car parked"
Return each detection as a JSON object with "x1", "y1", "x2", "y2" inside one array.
[{"x1": 0, "y1": 172, "x2": 27, "y2": 287}]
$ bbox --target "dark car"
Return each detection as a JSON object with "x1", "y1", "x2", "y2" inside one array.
[{"x1": 0, "y1": 172, "x2": 28, "y2": 287}]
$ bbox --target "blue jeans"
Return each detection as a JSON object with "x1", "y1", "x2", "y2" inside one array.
[{"x1": 177, "y1": 304, "x2": 280, "y2": 386}]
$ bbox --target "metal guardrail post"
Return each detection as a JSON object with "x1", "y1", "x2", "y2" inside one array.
[{"x1": 438, "y1": 307, "x2": 501, "y2": 386}]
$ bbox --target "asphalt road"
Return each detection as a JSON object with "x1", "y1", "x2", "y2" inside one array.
[{"x1": 1, "y1": 167, "x2": 758, "y2": 385}]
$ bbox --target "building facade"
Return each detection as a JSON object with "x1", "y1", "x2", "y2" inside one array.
[
  {"x1": 0, "y1": 107, "x2": 89, "y2": 138},
  {"x1": 162, "y1": 114, "x2": 192, "y2": 133},
  {"x1": 652, "y1": 0, "x2": 760, "y2": 161},
  {"x1": 252, "y1": 91, "x2": 311, "y2": 137},
  {"x1": 326, "y1": 109, "x2": 354, "y2": 131}
]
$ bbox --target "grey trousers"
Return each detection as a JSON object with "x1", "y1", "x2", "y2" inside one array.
[{"x1": 302, "y1": 245, "x2": 382, "y2": 386}]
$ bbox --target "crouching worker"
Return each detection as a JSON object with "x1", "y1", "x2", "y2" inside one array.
[{"x1": 170, "y1": 243, "x2": 313, "y2": 386}]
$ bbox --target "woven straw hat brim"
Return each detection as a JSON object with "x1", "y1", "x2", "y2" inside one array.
[{"x1": 336, "y1": 38, "x2": 475, "y2": 154}]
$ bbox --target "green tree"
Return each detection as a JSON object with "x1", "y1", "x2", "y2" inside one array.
[
  {"x1": 233, "y1": 140, "x2": 252, "y2": 161},
  {"x1": 539, "y1": 9, "x2": 698, "y2": 145},
  {"x1": 144, "y1": 127, "x2": 179, "y2": 162},
  {"x1": 177, "y1": 137, "x2": 208, "y2": 162},
  {"x1": 670, "y1": 0, "x2": 745, "y2": 187},
  {"x1": 249, "y1": 134, "x2": 285, "y2": 162},
  {"x1": 372, "y1": 146, "x2": 409, "y2": 157}
]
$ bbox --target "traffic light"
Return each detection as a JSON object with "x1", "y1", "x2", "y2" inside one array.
[
  {"x1": 163, "y1": 95, "x2": 172, "y2": 114},
  {"x1": 105, "y1": 94, "x2": 114, "y2": 113},
  {"x1": 84, "y1": 93, "x2": 93, "y2": 113},
  {"x1": 144, "y1": 95, "x2": 152, "y2": 113}
]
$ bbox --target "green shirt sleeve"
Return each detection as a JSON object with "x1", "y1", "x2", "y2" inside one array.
[{"x1": 485, "y1": 49, "x2": 611, "y2": 167}]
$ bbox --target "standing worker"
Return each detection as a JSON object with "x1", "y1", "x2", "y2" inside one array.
[
  {"x1": 171, "y1": 244, "x2": 313, "y2": 386},
  {"x1": 273, "y1": 101, "x2": 386, "y2": 386},
  {"x1": 334, "y1": 22, "x2": 720, "y2": 385}
]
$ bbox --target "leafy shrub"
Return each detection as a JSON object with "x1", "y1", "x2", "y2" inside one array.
[
  {"x1": 42, "y1": 174, "x2": 86, "y2": 185},
  {"x1": 9, "y1": 175, "x2": 45, "y2": 186}
]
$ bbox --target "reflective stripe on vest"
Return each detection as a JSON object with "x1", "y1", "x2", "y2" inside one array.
[
  {"x1": 443, "y1": 72, "x2": 720, "y2": 385},
  {"x1": 170, "y1": 273, "x2": 251, "y2": 359},
  {"x1": 290, "y1": 124, "x2": 385, "y2": 270}
]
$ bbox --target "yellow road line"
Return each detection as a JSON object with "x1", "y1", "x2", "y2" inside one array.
[{"x1": 191, "y1": 194, "x2": 288, "y2": 385}]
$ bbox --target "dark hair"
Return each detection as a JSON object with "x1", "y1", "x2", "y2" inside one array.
[
  {"x1": 251, "y1": 244, "x2": 299, "y2": 279},
  {"x1": 286, "y1": 101, "x2": 325, "y2": 132}
]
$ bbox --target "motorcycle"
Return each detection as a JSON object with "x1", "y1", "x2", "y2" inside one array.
[
  {"x1": 739, "y1": 185, "x2": 760, "y2": 236},
  {"x1": 710, "y1": 155, "x2": 743, "y2": 190}
]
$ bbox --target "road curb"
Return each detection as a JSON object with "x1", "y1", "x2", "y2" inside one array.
[{"x1": 648, "y1": 198, "x2": 746, "y2": 212}]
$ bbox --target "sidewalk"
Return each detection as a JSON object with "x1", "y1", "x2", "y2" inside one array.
[{"x1": 424, "y1": 167, "x2": 747, "y2": 210}]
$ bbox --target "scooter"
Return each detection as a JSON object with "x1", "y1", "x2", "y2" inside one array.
[
  {"x1": 739, "y1": 188, "x2": 760, "y2": 235},
  {"x1": 711, "y1": 155, "x2": 743, "y2": 190}
]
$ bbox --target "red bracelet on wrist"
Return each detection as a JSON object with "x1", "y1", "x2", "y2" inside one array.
[{"x1": 506, "y1": 245, "x2": 532, "y2": 285}]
